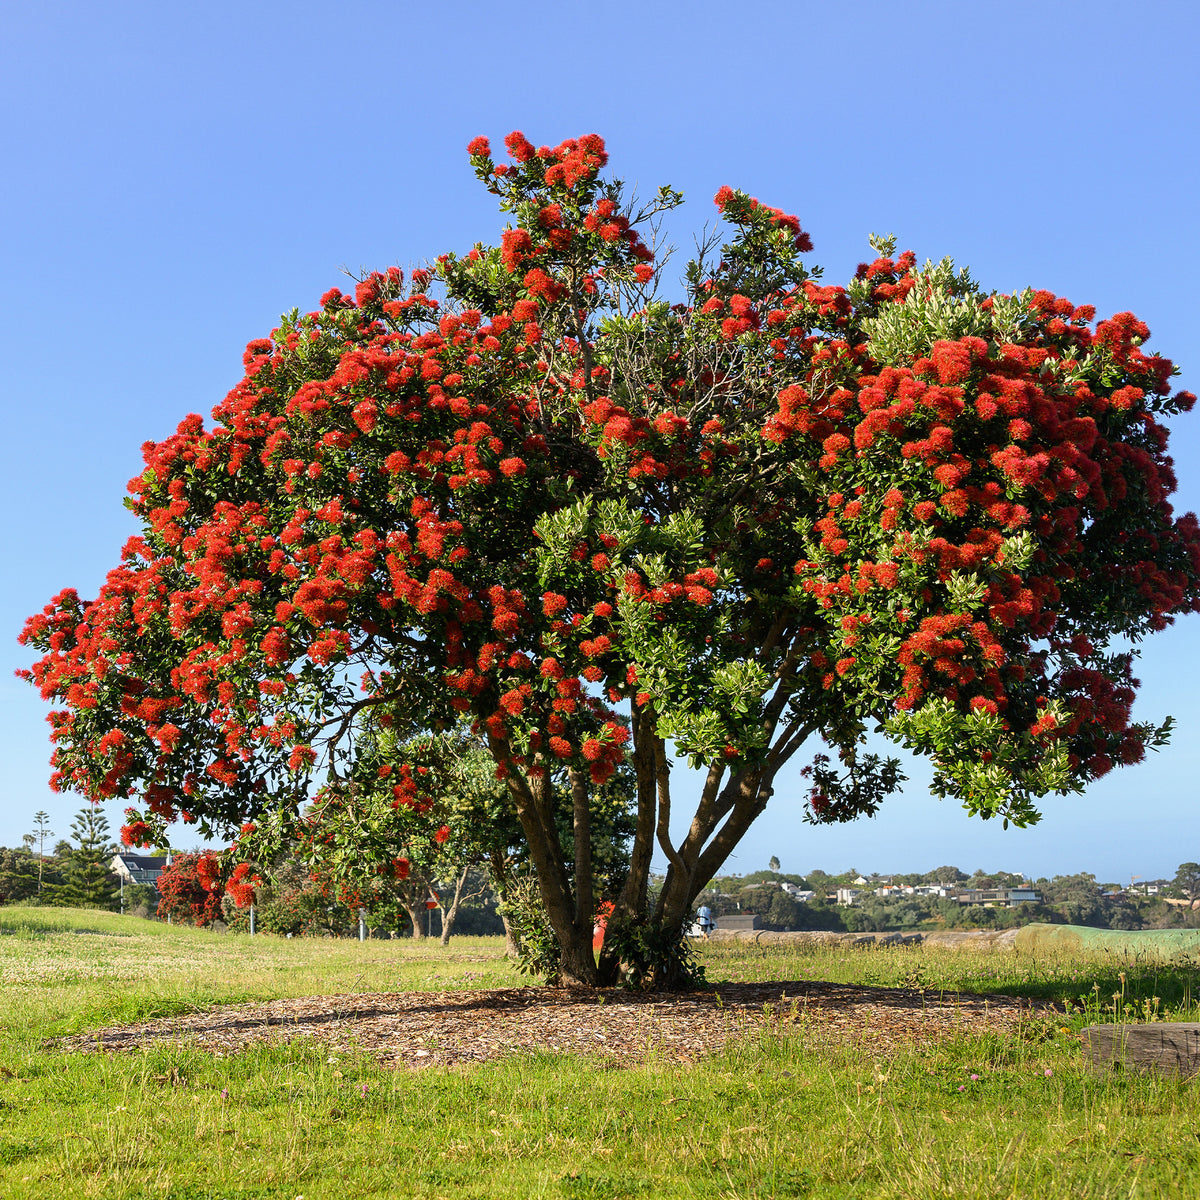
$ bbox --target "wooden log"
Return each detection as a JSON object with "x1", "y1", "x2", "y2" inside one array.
[{"x1": 1085, "y1": 1023, "x2": 1200, "y2": 1076}]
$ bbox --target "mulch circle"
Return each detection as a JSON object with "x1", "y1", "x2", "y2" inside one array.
[{"x1": 55, "y1": 981, "x2": 1062, "y2": 1068}]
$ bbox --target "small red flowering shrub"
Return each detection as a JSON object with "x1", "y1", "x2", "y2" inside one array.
[{"x1": 19, "y1": 133, "x2": 1200, "y2": 985}]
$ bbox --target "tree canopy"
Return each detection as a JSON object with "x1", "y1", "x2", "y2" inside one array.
[
  {"x1": 1173, "y1": 863, "x2": 1200, "y2": 903},
  {"x1": 20, "y1": 131, "x2": 1200, "y2": 984}
]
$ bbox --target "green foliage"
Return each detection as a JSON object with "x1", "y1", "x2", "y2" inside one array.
[
  {"x1": 736, "y1": 868, "x2": 807, "y2": 887},
  {"x1": 496, "y1": 870, "x2": 561, "y2": 980},
  {"x1": 761, "y1": 888, "x2": 804, "y2": 930},
  {"x1": 0, "y1": 846, "x2": 40, "y2": 903},
  {"x1": 601, "y1": 911, "x2": 706, "y2": 990},
  {"x1": 859, "y1": 257, "x2": 1028, "y2": 362},
  {"x1": 801, "y1": 747, "x2": 907, "y2": 824},
  {"x1": 1172, "y1": 862, "x2": 1200, "y2": 902},
  {"x1": 120, "y1": 882, "x2": 156, "y2": 916}
]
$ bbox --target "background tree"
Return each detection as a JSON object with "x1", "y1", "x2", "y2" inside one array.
[
  {"x1": 224, "y1": 858, "x2": 395, "y2": 937},
  {"x1": 761, "y1": 887, "x2": 802, "y2": 930},
  {"x1": 20, "y1": 131, "x2": 1200, "y2": 986},
  {"x1": 0, "y1": 847, "x2": 39, "y2": 903},
  {"x1": 805, "y1": 869, "x2": 833, "y2": 898},
  {"x1": 61, "y1": 805, "x2": 118, "y2": 909},
  {"x1": 247, "y1": 726, "x2": 635, "y2": 953},
  {"x1": 122, "y1": 882, "x2": 158, "y2": 918},
  {"x1": 738, "y1": 867, "x2": 806, "y2": 886},
  {"x1": 1039, "y1": 872, "x2": 1106, "y2": 927},
  {"x1": 1172, "y1": 862, "x2": 1200, "y2": 903},
  {"x1": 768, "y1": 855, "x2": 781, "y2": 873},
  {"x1": 26, "y1": 811, "x2": 54, "y2": 898},
  {"x1": 930, "y1": 865, "x2": 965, "y2": 887}
]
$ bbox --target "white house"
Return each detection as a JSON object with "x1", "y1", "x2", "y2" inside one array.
[
  {"x1": 954, "y1": 886, "x2": 1042, "y2": 908},
  {"x1": 780, "y1": 883, "x2": 815, "y2": 901},
  {"x1": 109, "y1": 854, "x2": 168, "y2": 888}
]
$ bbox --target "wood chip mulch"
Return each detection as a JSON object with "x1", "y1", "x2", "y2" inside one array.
[{"x1": 54, "y1": 981, "x2": 1062, "y2": 1069}]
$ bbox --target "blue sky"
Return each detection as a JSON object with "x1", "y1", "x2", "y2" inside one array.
[{"x1": 2, "y1": 0, "x2": 1197, "y2": 883}]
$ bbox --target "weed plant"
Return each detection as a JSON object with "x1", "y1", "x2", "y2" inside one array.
[{"x1": 1, "y1": 908, "x2": 1197, "y2": 1198}]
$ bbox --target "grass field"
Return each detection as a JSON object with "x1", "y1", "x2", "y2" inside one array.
[{"x1": 1, "y1": 907, "x2": 1198, "y2": 1199}]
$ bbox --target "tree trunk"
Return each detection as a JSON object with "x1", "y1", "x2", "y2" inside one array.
[
  {"x1": 657, "y1": 763, "x2": 774, "y2": 935},
  {"x1": 556, "y1": 930, "x2": 600, "y2": 987},
  {"x1": 501, "y1": 749, "x2": 598, "y2": 985},
  {"x1": 618, "y1": 706, "x2": 660, "y2": 918},
  {"x1": 501, "y1": 912, "x2": 520, "y2": 958},
  {"x1": 488, "y1": 849, "x2": 521, "y2": 957},
  {"x1": 439, "y1": 862, "x2": 478, "y2": 947},
  {"x1": 598, "y1": 709, "x2": 667, "y2": 985},
  {"x1": 404, "y1": 902, "x2": 426, "y2": 939}
]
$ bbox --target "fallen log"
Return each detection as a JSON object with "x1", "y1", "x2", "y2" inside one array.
[{"x1": 1084, "y1": 1023, "x2": 1200, "y2": 1076}]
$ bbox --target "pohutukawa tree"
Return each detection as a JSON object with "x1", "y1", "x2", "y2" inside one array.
[
  {"x1": 20, "y1": 132, "x2": 1200, "y2": 985},
  {"x1": 156, "y1": 851, "x2": 225, "y2": 926}
]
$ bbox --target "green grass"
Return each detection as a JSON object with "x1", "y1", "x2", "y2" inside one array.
[
  {"x1": 0, "y1": 906, "x2": 521, "y2": 1041},
  {"x1": 1, "y1": 908, "x2": 1198, "y2": 1199},
  {"x1": 698, "y1": 937, "x2": 1200, "y2": 1023}
]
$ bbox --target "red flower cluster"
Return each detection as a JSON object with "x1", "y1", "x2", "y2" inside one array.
[{"x1": 226, "y1": 861, "x2": 262, "y2": 908}]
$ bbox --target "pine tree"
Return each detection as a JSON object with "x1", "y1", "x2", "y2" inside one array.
[
  {"x1": 26, "y1": 811, "x2": 54, "y2": 897},
  {"x1": 63, "y1": 806, "x2": 117, "y2": 909}
]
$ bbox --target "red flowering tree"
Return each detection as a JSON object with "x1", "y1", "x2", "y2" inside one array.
[
  {"x1": 155, "y1": 851, "x2": 224, "y2": 926},
  {"x1": 20, "y1": 132, "x2": 1200, "y2": 985}
]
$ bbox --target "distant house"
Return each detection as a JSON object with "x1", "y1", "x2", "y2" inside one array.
[
  {"x1": 715, "y1": 913, "x2": 762, "y2": 932},
  {"x1": 110, "y1": 854, "x2": 168, "y2": 890},
  {"x1": 954, "y1": 886, "x2": 1042, "y2": 909},
  {"x1": 780, "y1": 883, "x2": 815, "y2": 901},
  {"x1": 835, "y1": 887, "x2": 861, "y2": 906}
]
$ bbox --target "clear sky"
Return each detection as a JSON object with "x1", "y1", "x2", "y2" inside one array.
[{"x1": 3, "y1": 0, "x2": 1197, "y2": 884}]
